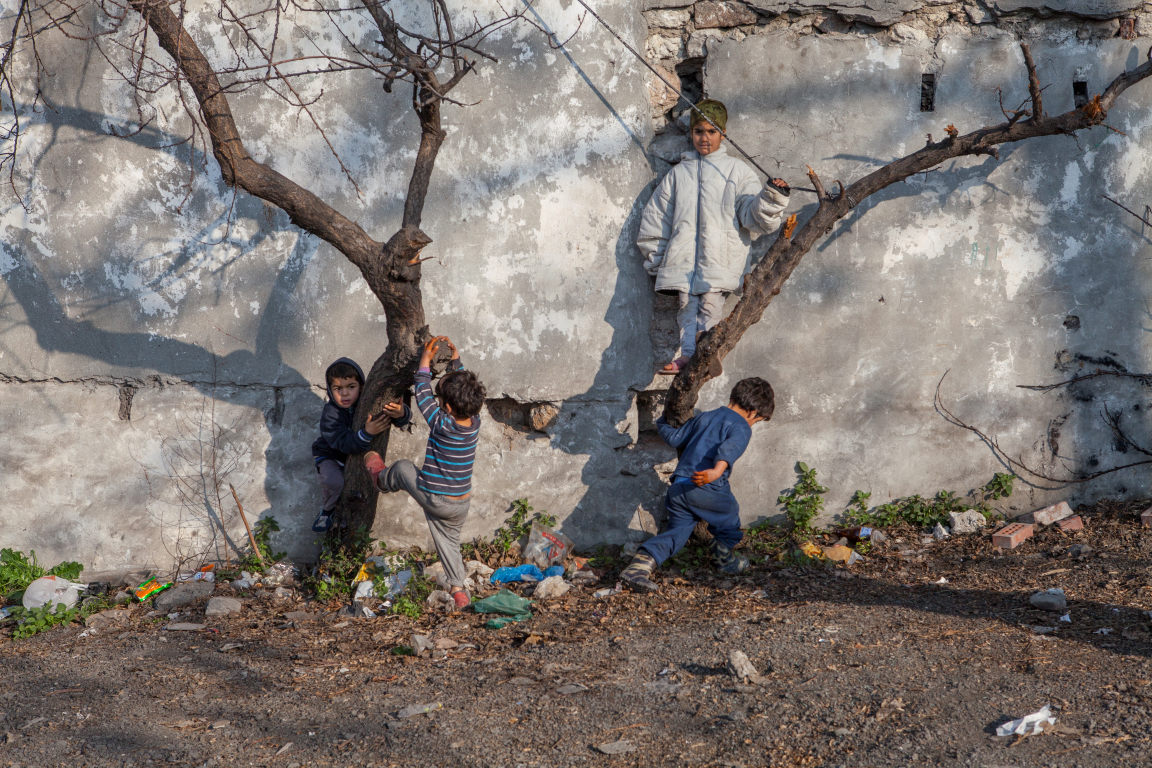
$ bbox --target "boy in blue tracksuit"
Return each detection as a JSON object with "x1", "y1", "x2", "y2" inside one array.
[
  {"x1": 621, "y1": 377, "x2": 775, "y2": 592},
  {"x1": 310, "y1": 357, "x2": 401, "y2": 532}
]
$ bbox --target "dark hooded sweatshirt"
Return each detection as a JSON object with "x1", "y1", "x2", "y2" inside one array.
[{"x1": 311, "y1": 358, "x2": 405, "y2": 465}]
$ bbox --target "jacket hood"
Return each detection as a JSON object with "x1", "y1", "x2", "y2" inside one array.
[{"x1": 324, "y1": 357, "x2": 366, "y2": 404}]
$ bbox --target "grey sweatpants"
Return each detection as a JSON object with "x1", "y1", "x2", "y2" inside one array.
[{"x1": 377, "y1": 459, "x2": 470, "y2": 589}]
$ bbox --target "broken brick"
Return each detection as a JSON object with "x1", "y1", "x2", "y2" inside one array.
[
  {"x1": 1056, "y1": 515, "x2": 1083, "y2": 533},
  {"x1": 1030, "y1": 501, "x2": 1074, "y2": 526},
  {"x1": 992, "y1": 522, "x2": 1034, "y2": 549}
]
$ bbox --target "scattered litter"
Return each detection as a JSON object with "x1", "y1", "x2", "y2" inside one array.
[
  {"x1": 382, "y1": 570, "x2": 413, "y2": 600},
  {"x1": 799, "y1": 541, "x2": 824, "y2": 560},
  {"x1": 593, "y1": 583, "x2": 623, "y2": 599},
  {"x1": 465, "y1": 560, "x2": 494, "y2": 580},
  {"x1": 353, "y1": 581, "x2": 375, "y2": 601},
  {"x1": 0, "y1": 607, "x2": 12, "y2": 620},
  {"x1": 751, "y1": 589, "x2": 768, "y2": 599},
  {"x1": 397, "y1": 702, "x2": 442, "y2": 719},
  {"x1": 570, "y1": 569, "x2": 599, "y2": 587},
  {"x1": 23, "y1": 576, "x2": 87, "y2": 610},
  {"x1": 1095, "y1": 627, "x2": 1113, "y2": 635},
  {"x1": 176, "y1": 564, "x2": 215, "y2": 583},
  {"x1": 543, "y1": 564, "x2": 565, "y2": 579},
  {"x1": 426, "y1": 590, "x2": 454, "y2": 609},
  {"x1": 231, "y1": 572, "x2": 259, "y2": 590},
  {"x1": 594, "y1": 739, "x2": 636, "y2": 755},
  {"x1": 727, "y1": 649, "x2": 764, "y2": 683},
  {"x1": 218, "y1": 643, "x2": 244, "y2": 652},
  {"x1": 821, "y1": 544, "x2": 862, "y2": 565},
  {"x1": 340, "y1": 604, "x2": 375, "y2": 619},
  {"x1": 932, "y1": 523, "x2": 950, "y2": 540},
  {"x1": 522, "y1": 523, "x2": 574, "y2": 568},
  {"x1": 533, "y1": 575, "x2": 572, "y2": 600},
  {"x1": 490, "y1": 564, "x2": 544, "y2": 584},
  {"x1": 262, "y1": 562, "x2": 298, "y2": 586},
  {"x1": 1059, "y1": 613, "x2": 1072, "y2": 623},
  {"x1": 275, "y1": 742, "x2": 293, "y2": 756},
  {"x1": 471, "y1": 590, "x2": 533, "y2": 628},
  {"x1": 273, "y1": 586, "x2": 293, "y2": 600},
  {"x1": 995, "y1": 704, "x2": 1055, "y2": 737},
  {"x1": 934, "y1": 577, "x2": 949, "y2": 585},
  {"x1": 1029, "y1": 588, "x2": 1067, "y2": 613},
  {"x1": 133, "y1": 578, "x2": 172, "y2": 602}
]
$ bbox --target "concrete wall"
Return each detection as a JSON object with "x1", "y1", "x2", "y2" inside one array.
[{"x1": 3, "y1": 0, "x2": 1152, "y2": 575}]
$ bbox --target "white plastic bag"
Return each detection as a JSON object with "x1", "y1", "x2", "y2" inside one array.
[
  {"x1": 22, "y1": 575, "x2": 87, "y2": 610},
  {"x1": 522, "y1": 523, "x2": 574, "y2": 569}
]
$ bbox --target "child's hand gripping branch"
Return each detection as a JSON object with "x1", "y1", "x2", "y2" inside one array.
[{"x1": 419, "y1": 335, "x2": 460, "y2": 370}]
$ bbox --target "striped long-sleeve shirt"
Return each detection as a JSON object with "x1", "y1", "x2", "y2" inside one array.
[{"x1": 414, "y1": 366, "x2": 480, "y2": 497}]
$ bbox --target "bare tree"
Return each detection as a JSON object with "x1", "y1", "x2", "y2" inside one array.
[
  {"x1": 663, "y1": 43, "x2": 1152, "y2": 426},
  {"x1": 2, "y1": 0, "x2": 525, "y2": 533}
]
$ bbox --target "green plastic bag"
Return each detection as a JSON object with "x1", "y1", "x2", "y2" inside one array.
[{"x1": 471, "y1": 589, "x2": 532, "y2": 628}]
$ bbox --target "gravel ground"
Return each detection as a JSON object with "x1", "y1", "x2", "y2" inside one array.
[{"x1": 4, "y1": 499, "x2": 1152, "y2": 767}]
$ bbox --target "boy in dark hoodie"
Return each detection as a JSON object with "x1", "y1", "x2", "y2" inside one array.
[{"x1": 310, "y1": 357, "x2": 405, "y2": 532}]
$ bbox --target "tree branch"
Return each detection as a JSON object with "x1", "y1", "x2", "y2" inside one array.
[{"x1": 664, "y1": 42, "x2": 1152, "y2": 425}]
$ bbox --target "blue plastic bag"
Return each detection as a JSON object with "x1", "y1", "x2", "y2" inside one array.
[{"x1": 490, "y1": 564, "x2": 544, "y2": 584}]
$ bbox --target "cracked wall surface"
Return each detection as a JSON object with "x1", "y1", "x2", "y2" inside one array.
[{"x1": 3, "y1": 0, "x2": 1152, "y2": 573}]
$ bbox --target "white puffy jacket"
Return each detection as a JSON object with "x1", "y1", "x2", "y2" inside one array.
[{"x1": 637, "y1": 145, "x2": 789, "y2": 294}]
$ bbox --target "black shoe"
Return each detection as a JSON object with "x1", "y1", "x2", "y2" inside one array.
[
  {"x1": 621, "y1": 552, "x2": 660, "y2": 593},
  {"x1": 311, "y1": 510, "x2": 334, "y2": 533}
]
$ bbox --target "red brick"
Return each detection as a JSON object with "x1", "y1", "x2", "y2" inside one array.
[
  {"x1": 1031, "y1": 501, "x2": 1074, "y2": 526},
  {"x1": 1142, "y1": 508, "x2": 1152, "y2": 528},
  {"x1": 1056, "y1": 515, "x2": 1083, "y2": 533},
  {"x1": 992, "y1": 522, "x2": 1034, "y2": 549}
]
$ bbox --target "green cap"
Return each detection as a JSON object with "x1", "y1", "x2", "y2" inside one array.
[{"x1": 690, "y1": 98, "x2": 728, "y2": 131}]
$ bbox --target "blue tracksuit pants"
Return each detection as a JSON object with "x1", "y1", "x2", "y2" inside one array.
[{"x1": 639, "y1": 480, "x2": 743, "y2": 565}]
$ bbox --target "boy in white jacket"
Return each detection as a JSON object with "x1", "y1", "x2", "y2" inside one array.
[{"x1": 637, "y1": 99, "x2": 791, "y2": 374}]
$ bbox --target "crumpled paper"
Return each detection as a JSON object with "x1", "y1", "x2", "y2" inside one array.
[{"x1": 995, "y1": 705, "x2": 1055, "y2": 737}]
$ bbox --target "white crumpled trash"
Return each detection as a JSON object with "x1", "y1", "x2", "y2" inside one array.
[
  {"x1": 995, "y1": 705, "x2": 1056, "y2": 737},
  {"x1": 22, "y1": 575, "x2": 87, "y2": 610}
]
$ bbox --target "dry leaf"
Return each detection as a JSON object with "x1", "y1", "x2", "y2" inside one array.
[{"x1": 1081, "y1": 94, "x2": 1104, "y2": 120}]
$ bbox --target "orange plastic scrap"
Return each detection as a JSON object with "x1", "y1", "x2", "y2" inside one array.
[
  {"x1": 134, "y1": 578, "x2": 172, "y2": 602},
  {"x1": 945, "y1": 124, "x2": 959, "y2": 138}
]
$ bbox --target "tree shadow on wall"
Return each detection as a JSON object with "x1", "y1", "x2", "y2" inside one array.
[{"x1": 0, "y1": 216, "x2": 323, "y2": 565}]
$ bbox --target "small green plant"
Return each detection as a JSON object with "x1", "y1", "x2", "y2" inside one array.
[
  {"x1": 0, "y1": 548, "x2": 83, "y2": 600},
  {"x1": 777, "y1": 462, "x2": 828, "y2": 534},
  {"x1": 983, "y1": 472, "x2": 1015, "y2": 501},
  {"x1": 238, "y1": 516, "x2": 286, "y2": 571},
  {"x1": 389, "y1": 571, "x2": 434, "y2": 618},
  {"x1": 303, "y1": 525, "x2": 374, "y2": 601},
  {"x1": 9, "y1": 603, "x2": 79, "y2": 640},
  {"x1": 845, "y1": 489, "x2": 963, "y2": 529},
  {"x1": 462, "y1": 498, "x2": 555, "y2": 563}
]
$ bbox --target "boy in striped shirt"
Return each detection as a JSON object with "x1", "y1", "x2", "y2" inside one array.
[{"x1": 364, "y1": 335, "x2": 485, "y2": 609}]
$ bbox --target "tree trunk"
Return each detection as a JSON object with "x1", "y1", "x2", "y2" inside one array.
[{"x1": 664, "y1": 45, "x2": 1152, "y2": 426}]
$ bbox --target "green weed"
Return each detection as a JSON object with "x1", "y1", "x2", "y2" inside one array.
[
  {"x1": 238, "y1": 517, "x2": 286, "y2": 571},
  {"x1": 462, "y1": 498, "x2": 556, "y2": 563},
  {"x1": 0, "y1": 548, "x2": 83, "y2": 601},
  {"x1": 983, "y1": 472, "x2": 1015, "y2": 501},
  {"x1": 303, "y1": 525, "x2": 374, "y2": 601},
  {"x1": 777, "y1": 462, "x2": 828, "y2": 534},
  {"x1": 9, "y1": 603, "x2": 79, "y2": 640}
]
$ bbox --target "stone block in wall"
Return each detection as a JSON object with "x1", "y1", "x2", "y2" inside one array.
[
  {"x1": 746, "y1": 0, "x2": 922, "y2": 27},
  {"x1": 987, "y1": 0, "x2": 1141, "y2": 18},
  {"x1": 645, "y1": 8, "x2": 692, "y2": 28},
  {"x1": 644, "y1": 0, "x2": 695, "y2": 9},
  {"x1": 648, "y1": 65, "x2": 682, "y2": 117},
  {"x1": 1137, "y1": 14, "x2": 1152, "y2": 36},
  {"x1": 695, "y1": 0, "x2": 760, "y2": 28},
  {"x1": 648, "y1": 32, "x2": 685, "y2": 60},
  {"x1": 964, "y1": 3, "x2": 996, "y2": 23},
  {"x1": 687, "y1": 28, "x2": 727, "y2": 58}
]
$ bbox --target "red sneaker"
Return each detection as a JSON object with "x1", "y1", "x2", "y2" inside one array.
[
  {"x1": 363, "y1": 451, "x2": 385, "y2": 486},
  {"x1": 451, "y1": 589, "x2": 470, "y2": 609}
]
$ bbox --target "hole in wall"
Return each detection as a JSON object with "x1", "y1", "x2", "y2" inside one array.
[
  {"x1": 920, "y1": 73, "x2": 936, "y2": 112},
  {"x1": 118, "y1": 384, "x2": 136, "y2": 421},
  {"x1": 1073, "y1": 80, "x2": 1089, "y2": 108},
  {"x1": 671, "y1": 58, "x2": 704, "y2": 122},
  {"x1": 1063, "y1": 315, "x2": 1081, "y2": 331}
]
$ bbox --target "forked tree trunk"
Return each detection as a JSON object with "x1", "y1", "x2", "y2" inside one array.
[{"x1": 663, "y1": 44, "x2": 1152, "y2": 426}]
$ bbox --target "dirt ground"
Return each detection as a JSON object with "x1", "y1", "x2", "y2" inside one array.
[{"x1": 4, "y1": 499, "x2": 1152, "y2": 768}]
